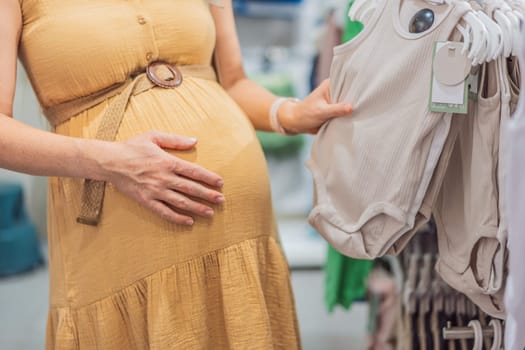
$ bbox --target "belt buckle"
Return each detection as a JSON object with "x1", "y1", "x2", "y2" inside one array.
[{"x1": 146, "y1": 61, "x2": 183, "y2": 88}]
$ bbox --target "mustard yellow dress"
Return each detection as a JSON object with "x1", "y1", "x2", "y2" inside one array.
[{"x1": 17, "y1": 0, "x2": 301, "y2": 349}]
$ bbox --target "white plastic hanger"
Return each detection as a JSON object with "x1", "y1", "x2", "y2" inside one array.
[
  {"x1": 509, "y1": 0, "x2": 525, "y2": 25},
  {"x1": 507, "y1": 10, "x2": 522, "y2": 56},
  {"x1": 489, "y1": 319, "x2": 503, "y2": 350},
  {"x1": 422, "y1": 0, "x2": 489, "y2": 65},
  {"x1": 497, "y1": 1, "x2": 522, "y2": 60},
  {"x1": 349, "y1": 0, "x2": 377, "y2": 24},
  {"x1": 508, "y1": 0, "x2": 525, "y2": 56},
  {"x1": 348, "y1": 0, "x2": 495, "y2": 65},
  {"x1": 348, "y1": 0, "x2": 363, "y2": 22},
  {"x1": 476, "y1": 9, "x2": 503, "y2": 62},
  {"x1": 466, "y1": 0, "x2": 501, "y2": 63},
  {"x1": 468, "y1": 320, "x2": 484, "y2": 350},
  {"x1": 360, "y1": 4, "x2": 378, "y2": 24},
  {"x1": 510, "y1": 0, "x2": 525, "y2": 12},
  {"x1": 456, "y1": 23, "x2": 471, "y2": 54},
  {"x1": 462, "y1": 11, "x2": 490, "y2": 65},
  {"x1": 493, "y1": 1, "x2": 515, "y2": 58},
  {"x1": 486, "y1": 0, "x2": 514, "y2": 59}
]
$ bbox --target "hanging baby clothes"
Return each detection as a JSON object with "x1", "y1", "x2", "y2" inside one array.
[
  {"x1": 432, "y1": 0, "x2": 523, "y2": 320},
  {"x1": 504, "y1": 27, "x2": 525, "y2": 350},
  {"x1": 434, "y1": 61, "x2": 506, "y2": 319},
  {"x1": 324, "y1": 0, "x2": 373, "y2": 313},
  {"x1": 308, "y1": 0, "x2": 470, "y2": 259},
  {"x1": 397, "y1": 228, "x2": 501, "y2": 350}
]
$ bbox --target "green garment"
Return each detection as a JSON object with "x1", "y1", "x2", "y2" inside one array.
[
  {"x1": 325, "y1": 247, "x2": 374, "y2": 312},
  {"x1": 342, "y1": 6, "x2": 364, "y2": 43},
  {"x1": 324, "y1": 1, "x2": 372, "y2": 312}
]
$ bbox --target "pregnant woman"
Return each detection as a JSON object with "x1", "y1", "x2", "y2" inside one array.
[{"x1": 0, "y1": 0, "x2": 352, "y2": 349}]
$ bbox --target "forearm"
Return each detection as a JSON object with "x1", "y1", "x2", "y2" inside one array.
[
  {"x1": 0, "y1": 113, "x2": 110, "y2": 180},
  {"x1": 226, "y1": 78, "x2": 296, "y2": 132},
  {"x1": 211, "y1": 2, "x2": 350, "y2": 135}
]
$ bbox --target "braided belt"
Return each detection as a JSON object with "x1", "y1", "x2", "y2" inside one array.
[{"x1": 43, "y1": 62, "x2": 218, "y2": 226}]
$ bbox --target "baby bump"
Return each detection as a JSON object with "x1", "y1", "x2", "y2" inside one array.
[
  {"x1": 49, "y1": 80, "x2": 277, "y2": 306},
  {"x1": 57, "y1": 78, "x2": 274, "y2": 216},
  {"x1": 115, "y1": 80, "x2": 275, "y2": 233},
  {"x1": 120, "y1": 80, "x2": 273, "y2": 202}
]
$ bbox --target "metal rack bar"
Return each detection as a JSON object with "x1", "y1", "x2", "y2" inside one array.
[{"x1": 442, "y1": 322, "x2": 495, "y2": 340}]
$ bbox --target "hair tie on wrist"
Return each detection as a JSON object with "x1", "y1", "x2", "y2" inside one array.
[{"x1": 269, "y1": 97, "x2": 300, "y2": 135}]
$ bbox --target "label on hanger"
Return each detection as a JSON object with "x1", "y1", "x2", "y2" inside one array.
[
  {"x1": 429, "y1": 41, "x2": 469, "y2": 114},
  {"x1": 467, "y1": 70, "x2": 479, "y2": 101}
]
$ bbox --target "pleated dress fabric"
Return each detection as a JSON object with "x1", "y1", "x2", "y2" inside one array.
[{"x1": 17, "y1": 0, "x2": 301, "y2": 349}]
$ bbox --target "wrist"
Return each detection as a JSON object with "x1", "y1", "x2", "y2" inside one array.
[
  {"x1": 278, "y1": 99, "x2": 300, "y2": 134},
  {"x1": 75, "y1": 138, "x2": 113, "y2": 182},
  {"x1": 269, "y1": 97, "x2": 300, "y2": 135}
]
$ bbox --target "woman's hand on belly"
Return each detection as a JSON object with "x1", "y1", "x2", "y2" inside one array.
[{"x1": 99, "y1": 131, "x2": 225, "y2": 226}]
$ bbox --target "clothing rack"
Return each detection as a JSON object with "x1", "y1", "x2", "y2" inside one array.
[
  {"x1": 442, "y1": 319, "x2": 505, "y2": 349},
  {"x1": 442, "y1": 323, "x2": 495, "y2": 340},
  {"x1": 395, "y1": 222, "x2": 505, "y2": 350}
]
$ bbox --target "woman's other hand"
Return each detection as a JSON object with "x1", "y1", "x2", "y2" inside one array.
[
  {"x1": 278, "y1": 79, "x2": 352, "y2": 135},
  {"x1": 101, "y1": 131, "x2": 224, "y2": 226}
]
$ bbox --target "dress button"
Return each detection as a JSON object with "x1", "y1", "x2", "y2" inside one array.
[
  {"x1": 146, "y1": 52, "x2": 154, "y2": 61},
  {"x1": 137, "y1": 15, "x2": 147, "y2": 25}
]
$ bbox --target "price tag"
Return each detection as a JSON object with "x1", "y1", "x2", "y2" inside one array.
[{"x1": 429, "y1": 41, "x2": 471, "y2": 114}]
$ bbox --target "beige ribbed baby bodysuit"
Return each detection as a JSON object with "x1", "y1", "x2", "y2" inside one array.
[
  {"x1": 434, "y1": 61, "x2": 506, "y2": 319},
  {"x1": 308, "y1": 0, "x2": 470, "y2": 259}
]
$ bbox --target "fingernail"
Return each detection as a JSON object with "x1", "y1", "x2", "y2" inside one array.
[
  {"x1": 216, "y1": 180, "x2": 224, "y2": 187},
  {"x1": 205, "y1": 209, "x2": 214, "y2": 217},
  {"x1": 188, "y1": 137, "x2": 197, "y2": 143},
  {"x1": 216, "y1": 196, "x2": 225, "y2": 204},
  {"x1": 186, "y1": 219, "x2": 194, "y2": 225}
]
